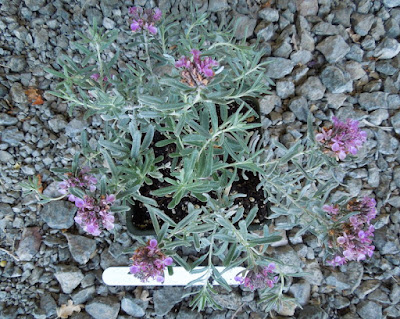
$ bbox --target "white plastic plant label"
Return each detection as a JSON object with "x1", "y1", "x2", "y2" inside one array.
[{"x1": 103, "y1": 266, "x2": 246, "y2": 286}]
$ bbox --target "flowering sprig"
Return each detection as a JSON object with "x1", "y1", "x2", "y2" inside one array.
[
  {"x1": 175, "y1": 49, "x2": 219, "y2": 87},
  {"x1": 58, "y1": 168, "x2": 115, "y2": 236},
  {"x1": 129, "y1": 239, "x2": 173, "y2": 282},
  {"x1": 316, "y1": 117, "x2": 367, "y2": 160},
  {"x1": 58, "y1": 167, "x2": 97, "y2": 201},
  {"x1": 235, "y1": 264, "x2": 278, "y2": 291},
  {"x1": 73, "y1": 194, "x2": 116, "y2": 236},
  {"x1": 129, "y1": 7, "x2": 162, "y2": 35},
  {"x1": 325, "y1": 197, "x2": 377, "y2": 266}
]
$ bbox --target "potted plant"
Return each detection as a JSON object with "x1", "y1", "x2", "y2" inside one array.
[{"x1": 22, "y1": 5, "x2": 376, "y2": 312}]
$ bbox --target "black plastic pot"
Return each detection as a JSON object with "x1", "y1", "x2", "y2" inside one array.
[
  {"x1": 126, "y1": 206, "x2": 157, "y2": 236},
  {"x1": 125, "y1": 96, "x2": 265, "y2": 237}
]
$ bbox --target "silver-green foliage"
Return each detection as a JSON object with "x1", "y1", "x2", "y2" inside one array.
[{"x1": 41, "y1": 9, "x2": 342, "y2": 312}]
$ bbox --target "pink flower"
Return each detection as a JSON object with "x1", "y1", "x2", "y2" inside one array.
[
  {"x1": 129, "y1": 239, "x2": 173, "y2": 282},
  {"x1": 130, "y1": 20, "x2": 141, "y2": 31},
  {"x1": 129, "y1": 7, "x2": 161, "y2": 35},
  {"x1": 317, "y1": 117, "x2": 367, "y2": 160},
  {"x1": 326, "y1": 197, "x2": 377, "y2": 267},
  {"x1": 235, "y1": 264, "x2": 278, "y2": 291},
  {"x1": 90, "y1": 73, "x2": 100, "y2": 81},
  {"x1": 175, "y1": 49, "x2": 219, "y2": 87}
]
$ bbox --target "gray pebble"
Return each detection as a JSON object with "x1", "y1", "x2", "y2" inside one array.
[
  {"x1": 40, "y1": 201, "x2": 77, "y2": 229},
  {"x1": 290, "y1": 50, "x2": 312, "y2": 64},
  {"x1": 289, "y1": 281, "x2": 311, "y2": 306},
  {"x1": 40, "y1": 294, "x2": 57, "y2": 318},
  {"x1": 385, "y1": 18, "x2": 400, "y2": 38},
  {"x1": 374, "y1": 37, "x2": 400, "y2": 59},
  {"x1": 71, "y1": 286, "x2": 96, "y2": 304},
  {"x1": 65, "y1": 233, "x2": 97, "y2": 265},
  {"x1": 288, "y1": 96, "x2": 309, "y2": 122},
  {"x1": 8, "y1": 56, "x2": 27, "y2": 73},
  {"x1": 121, "y1": 296, "x2": 146, "y2": 317},
  {"x1": 351, "y1": 13, "x2": 375, "y2": 36},
  {"x1": 260, "y1": 95, "x2": 281, "y2": 115},
  {"x1": 234, "y1": 14, "x2": 257, "y2": 40},
  {"x1": 296, "y1": 76, "x2": 326, "y2": 100},
  {"x1": 1, "y1": 126, "x2": 24, "y2": 146},
  {"x1": 10, "y1": 83, "x2": 28, "y2": 103},
  {"x1": 388, "y1": 94, "x2": 400, "y2": 109},
  {"x1": 0, "y1": 114, "x2": 18, "y2": 126},
  {"x1": 316, "y1": 35, "x2": 350, "y2": 63},
  {"x1": 54, "y1": 265, "x2": 84, "y2": 294},
  {"x1": 208, "y1": 0, "x2": 229, "y2": 12},
  {"x1": 321, "y1": 65, "x2": 353, "y2": 94},
  {"x1": 391, "y1": 112, "x2": 400, "y2": 134},
  {"x1": 376, "y1": 129, "x2": 398, "y2": 155},
  {"x1": 346, "y1": 44, "x2": 364, "y2": 62},
  {"x1": 259, "y1": 8, "x2": 279, "y2": 22},
  {"x1": 86, "y1": 296, "x2": 120, "y2": 319},
  {"x1": 33, "y1": 29, "x2": 49, "y2": 49},
  {"x1": 357, "y1": 300, "x2": 382, "y2": 319},
  {"x1": 298, "y1": 305, "x2": 328, "y2": 319},
  {"x1": 16, "y1": 227, "x2": 42, "y2": 261},
  {"x1": 296, "y1": 0, "x2": 318, "y2": 16},
  {"x1": 276, "y1": 80, "x2": 295, "y2": 99},
  {"x1": 153, "y1": 287, "x2": 184, "y2": 316},
  {"x1": 102, "y1": 17, "x2": 115, "y2": 29},
  {"x1": 24, "y1": 0, "x2": 46, "y2": 11},
  {"x1": 264, "y1": 57, "x2": 295, "y2": 79},
  {"x1": 383, "y1": 0, "x2": 400, "y2": 8},
  {"x1": 312, "y1": 22, "x2": 339, "y2": 36},
  {"x1": 359, "y1": 92, "x2": 389, "y2": 110}
]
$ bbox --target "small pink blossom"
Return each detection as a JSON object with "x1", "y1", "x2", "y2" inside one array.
[
  {"x1": 326, "y1": 197, "x2": 377, "y2": 267},
  {"x1": 235, "y1": 264, "x2": 278, "y2": 291},
  {"x1": 129, "y1": 7, "x2": 161, "y2": 35},
  {"x1": 129, "y1": 239, "x2": 173, "y2": 282},
  {"x1": 175, "y1": 49, "x2": 219, "y2": 87},
  {"x1": 317, "y1": 117, "x2": 367, "y2": 160}
]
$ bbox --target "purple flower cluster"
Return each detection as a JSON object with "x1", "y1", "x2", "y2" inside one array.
[
  {"x1": 316, "y1": 117, "x2": 367, "y2": 160},
  {"x1": 58, "y1": 168, "x2": 115, "y2": 236},
  {"x1": 58, "y1": 167, "x2": 97, "y2": 198},
  {"x1": 74, "y1": 194, "x2": 116, "y2": 236},
  {"x1": 129, "y1": 7, "x2": 162, "y2": 35},
  {"x1": 90, "y1": 73, "x2": 108, "y2": 82},
  {"x1": 129, "y1": 239, "x2": 173, "y2": 282},
  {"x1": 175, "y1": 49, "x2": 219, "y2": 87},
  {"x1": 235, "y1": 263, "x2": 278, "y2": 291},
  {"x1": 325, "y1": 197, "x2": 377, "y2": 266}
]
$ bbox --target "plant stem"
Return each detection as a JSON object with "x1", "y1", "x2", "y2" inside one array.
[{"x1": 143, "y1": 33, "x2": 154, "y2": 76}]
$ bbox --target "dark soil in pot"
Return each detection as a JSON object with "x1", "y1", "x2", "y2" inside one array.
[{"x1": 127, "y1": 99, "x2": 270, "y2": 235}]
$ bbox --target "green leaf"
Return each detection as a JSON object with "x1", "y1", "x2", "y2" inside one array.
[
  {"x1": 157, "y1": 222, "x2": 169, "y2": 243},
  {"x1": 45, "y1": 67, "x2": 66, "y2": 79},
  {"x1": 175, "y1": 208, "x2": 202, "y2": 230},
  {"x1": 224, "y1": 243, "x2": 237, "y2": 267},
  {"x1": 141, "y1": 125, "x2": 154, "y2": 151},
  {"x1": 245, "y1": 206, "x2": 258, "y2": 227},
  {"x1": 101, "y1": 150, "x2": 118, "y2": 178},
  {"x1": 71, "y1": 152, "x2": 80, "y2": 175},
  {"x1": 110, "y1": 205, "x2": 130, "y2": 212},
  {"x1": 69, "y1": 187, "x2": 85, "y2": 199},
  {"x1": 248, "y1": 235, "x2": 282, "y2": 247},
  {"x1": 145, "y1": 204, "x2": 177, "y2": 226},
  {"x1": 172, "y1": 254, "x2": 191, "y2": 271},
  {"x1": 307, "y1": 112, "x2": 316, "y2": 143},
  {"x1": 99, "y1": 140, "x2": 128, "y2": 156},
  {"x1": 100, "y1": 176, "x2": 107, "y2": 196}
]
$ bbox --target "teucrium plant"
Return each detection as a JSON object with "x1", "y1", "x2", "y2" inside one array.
[{"x1": 22, "y1": 6, "x2": 377, "y2": 312}]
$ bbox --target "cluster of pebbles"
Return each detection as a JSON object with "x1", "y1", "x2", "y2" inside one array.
[{"x1": 0, "y1": 0, "x2": 399, "y2": 318}]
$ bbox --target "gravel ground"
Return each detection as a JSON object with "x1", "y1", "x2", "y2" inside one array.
[{"x1": 0, "y1": 0, "x2": 400, "y2": 318}]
